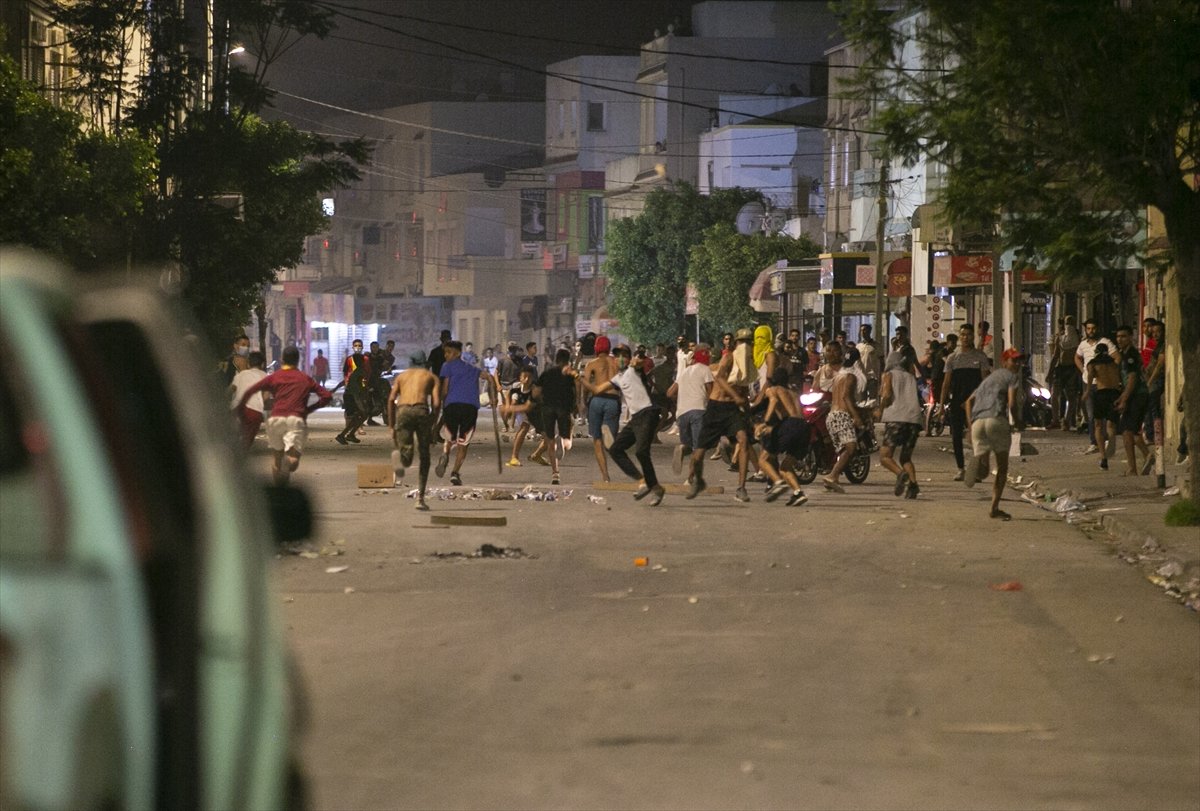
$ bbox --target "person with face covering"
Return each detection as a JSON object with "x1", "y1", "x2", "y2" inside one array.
[{"x1": 752, "y1": 325, "x2": 778, "y2": 401}]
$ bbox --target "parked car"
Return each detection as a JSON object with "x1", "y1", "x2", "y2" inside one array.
[{"x1": 0, "y1": 247, "x2": 308, "y2": 810}]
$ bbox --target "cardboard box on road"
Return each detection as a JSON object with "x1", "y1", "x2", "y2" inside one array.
[{"x1": 357, "y1": 464, "x2": 394, "y2": 489}]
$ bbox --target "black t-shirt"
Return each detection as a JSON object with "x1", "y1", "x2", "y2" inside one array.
[
  {"x1": 1118, "y1": 346, "x2": 1147, "y2": 395},
  {"x1": 537, "y1": 366, "x2": 576, "y2": 411},
  {"x1": 427, "y1": 344, "x2": 447, "y2": 375}
]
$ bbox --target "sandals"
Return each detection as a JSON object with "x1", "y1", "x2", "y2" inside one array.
[
  {"x1": 989, "y1": 509, "x2": 1012, "y2": 521},
  {"x1": 822, "y1": 477, "x2": 845, "y2": 494}
]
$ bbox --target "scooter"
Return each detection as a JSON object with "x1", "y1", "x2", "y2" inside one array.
[
  {"x1": 793, "y1": 390, "x2": 873, "y2": 485},
  {"x1": 1023, "y1": 369, "x2": 1054, "y2": 429}
]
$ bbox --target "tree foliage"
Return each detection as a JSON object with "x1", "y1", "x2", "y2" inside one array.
[
  {"x1": 842, "y1": 0, "x2": 1198, "y2": 280},
  {"x1": 0, "y1": 54, "x2": 155, "y2": 266},
  {"x1": 688, "y1": 224, "x2": 820, "y2": 340},
  {"x1": 604, "y1": 183, "x2": 763, "y2": 345},
  {"x1": 34, "y1": 0, "x2": 368, "y2": 349},
  {"x1": 841, "y1": 0, "x2": 1200, "y2": 506}
]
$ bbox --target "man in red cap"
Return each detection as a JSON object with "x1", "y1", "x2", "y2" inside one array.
[
  {"x1": 581, "y1": 335, "x2": 620, "y2": 481},
  {"x1": 963, "y1": 347, "x2": 1026, "y2": 520}
]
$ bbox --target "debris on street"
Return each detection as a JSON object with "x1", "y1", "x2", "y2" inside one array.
[
  {"x1": 325, "y1": 565, "x2": 349, "y2": 574},
  {"x1": 427, "y1": 544, "x2": 536, "y2": 561},
  {"x1": 989, "y1": 581, "x2": 1024, "y2": 591},
  {"x1": 406, "y1": 485, "x2": 574, "y2": 502}
]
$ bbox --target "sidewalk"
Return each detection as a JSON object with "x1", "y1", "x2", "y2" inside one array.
[{"x1": 966, "y1": 426, "x2": 1198, "y2": 612}]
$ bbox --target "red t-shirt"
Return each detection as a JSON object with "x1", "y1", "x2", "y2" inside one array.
[
  {"x1": 240, "y1": 367, "x2": 331, "y2": 419},
  {"x1": 1141, "y1": 337, "x2": 1157, "y2": 369}
]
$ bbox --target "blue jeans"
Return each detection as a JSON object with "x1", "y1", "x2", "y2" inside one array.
[
  {"x1": 677, "y1": 409, "x2": 704, "y2": 451},
  {"x1": 588, "y1": 395, "x2": 620, "y2": 440}
]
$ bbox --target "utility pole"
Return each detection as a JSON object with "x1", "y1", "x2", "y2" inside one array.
[{"x1": 873, "y1": 160, "x2": 889, "y2": 344}]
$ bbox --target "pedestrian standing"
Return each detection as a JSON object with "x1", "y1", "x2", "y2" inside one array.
[
  {"x1": 236, "y1": 346, "x2": 331, "y2": 485},
  {"x1": 496, "y1": 345, "x2": 520, "y2": 431},
  {"x1": 335, "y1": 339, "x2": 371, "y2": 445},
  {"x1": 219, "y1": 333, "x2": 251, "y2": 387},
  {"x1": 427, "y1": 329, "x2": 452, "y2": 376},
  {"x1": 1113, "y1": 325, "x2": 1152, "y2": 475},
  {"x1": 1074, "y1": 318, "x2": 1117, "y2": 454},
  {"x1": 820, "y1": 346, "x2": 865, "y2": 494},
  {"x1": 587, "y1": 344, "x2": 664, "y2": 505},
  {"x1": 878, "y1": 344, "x2": 924, "y2": 499},
  {"x1": 963, "y1": 348, "x2": 1025, "y2": 520},
  {"x1": 310, "y1": 348, "x2": 329, "y2": 386}
]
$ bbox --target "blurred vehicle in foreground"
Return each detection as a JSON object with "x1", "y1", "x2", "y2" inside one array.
[{"x1": 0, "y1": 247, "x2": 308, "y2": 810}]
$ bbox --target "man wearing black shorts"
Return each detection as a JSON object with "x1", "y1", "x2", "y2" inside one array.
[
  {"x1": 536, "y1": 348, "x2": 579, "y2": 485},
  {"x1": 686, "y1": 327, "x2": 756, "y2": 502},
  {"x1": 1114, "y1": 324, "x2": 1152, "y2": 475},
  {"x1": 436, "y1": 341, "x2": 490, "y2": 486}
]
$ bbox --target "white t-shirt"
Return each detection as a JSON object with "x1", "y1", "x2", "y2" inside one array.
[
  {"x1": 230, "y1": 368, "x2": 268, "y2": 413},
  {"x1": 1075, "y1": 337, "x2": 1116, "y2": 383},
  {"x1": 611, "y1": 367, "x2": 653, "y2": 415},
  {"x1": 676, "y1": 362, "x2": 714, "y2": 415},
  {"x1": 482, "y1": 355, "x2": 498, "y2": 376},
  {"x1": 675, "y1": 348, "x2": 690, "y2": 381}
]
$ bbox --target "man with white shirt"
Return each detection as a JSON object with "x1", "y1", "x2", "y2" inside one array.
[
  {"x1": 856, "y1": 323, "x2": 884, "y2": 400},
  {"x1": 667, "y1": 343, "x2": 714, "y2": 475},
  {"x1": 586, "y1": 344, "x2": 664, "y2": 505},
  {"x1": 1074, "y1": 318, "x2": 1118, "y2": 454}
]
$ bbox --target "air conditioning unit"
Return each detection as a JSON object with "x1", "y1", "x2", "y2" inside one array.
[{"x1": 842, "y1": 241, "x2": 876, "y2": 252}]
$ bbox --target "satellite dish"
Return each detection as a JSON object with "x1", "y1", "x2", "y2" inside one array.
[
  {"x1": 735, "y1": 202, "x2": 766, "y2": 235},
  {"x1": 764, "y1": 212, "x2": 787, "y2": 234}
]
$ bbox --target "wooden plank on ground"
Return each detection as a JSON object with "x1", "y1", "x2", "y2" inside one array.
[
  {"x1": 430, "y1": 515, "x2": 508, "y2": 527},
  {"x1": 592, "y1": 481, "x2": 725, "y2": 495}
]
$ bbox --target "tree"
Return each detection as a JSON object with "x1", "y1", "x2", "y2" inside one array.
[
  {"x1": 842, "y1": 0, "x2": 1200, "y2": 510},
  {"x1": 0, "y1": 54, "x2": 155, "y2": 266},
  {"x1": 604, "y1": 183, "x2": 762, "y2": 345},
  {"x1": 48, "y1": 0, "x2": 367, "y2": 350},
  {"x1": 688, "y1": 224, "x2": 820, "y2": 340}
]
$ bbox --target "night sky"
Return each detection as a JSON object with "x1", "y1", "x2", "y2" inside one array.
[{"x1": 266, "y1": 0, "x2": 698, "y2": 127}]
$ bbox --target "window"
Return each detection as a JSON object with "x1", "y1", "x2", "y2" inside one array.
[
  {"x1": 570, "y1": 101, "x2": 578, "y2": 133},
  {"x1": 557, "y1": 102, "x2": 565, "y2": 137},
  {"x1": 587, "y1": 101, "x2": 605, "y2": 131}
]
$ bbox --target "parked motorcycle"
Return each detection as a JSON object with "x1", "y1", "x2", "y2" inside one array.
[
  {"x1": 793, "y1": 390, "x2": 873, "y2": 485},
  {"x1": 1023, "y1": 369, "x2": 1054, "y2": 428}
]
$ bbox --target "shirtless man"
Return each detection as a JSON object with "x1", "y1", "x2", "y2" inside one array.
[
  {"x1": 1085, "y1": 342, "x2": 1122, "y2": 471},
  {"x1": 581, "y1": 336, "x2": 620, "y2": 482},
  {"x1": 386, "y1": 355, "x2": 442, "y2": 510},
  {"x1": 822, "y1": 352, "x2": 865, "y2": 494},
  {"x1": 753, "y1": 368, "x2": 809, "y2": 506},
  {"x1": 686, "y1": 327, "x2": 756, "y2": 502}
]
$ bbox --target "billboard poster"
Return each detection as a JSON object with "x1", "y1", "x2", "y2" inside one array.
[{"x1": 521, "y1": 189, "x2": 547, "y2": 241}]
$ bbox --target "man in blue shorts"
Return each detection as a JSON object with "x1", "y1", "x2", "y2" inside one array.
[{"x1": 581, "y1": 335, "x2": 620, "y2": 482}]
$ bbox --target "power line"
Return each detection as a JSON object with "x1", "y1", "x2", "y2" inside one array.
[
  {"x1": 318, "y1": 1, "x2": 949, "y2": 74},
  {"x1": 310, "y1": 4, "x2": 884, "y2": 137}
]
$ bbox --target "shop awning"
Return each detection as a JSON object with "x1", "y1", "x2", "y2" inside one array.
[{"x1": 749, "y1": 268, "x2": 780, "y2": 313}]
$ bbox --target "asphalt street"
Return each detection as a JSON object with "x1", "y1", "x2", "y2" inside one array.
[{"x1": 273, "y1": 409, "x2": 1200, "y2": 811}]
